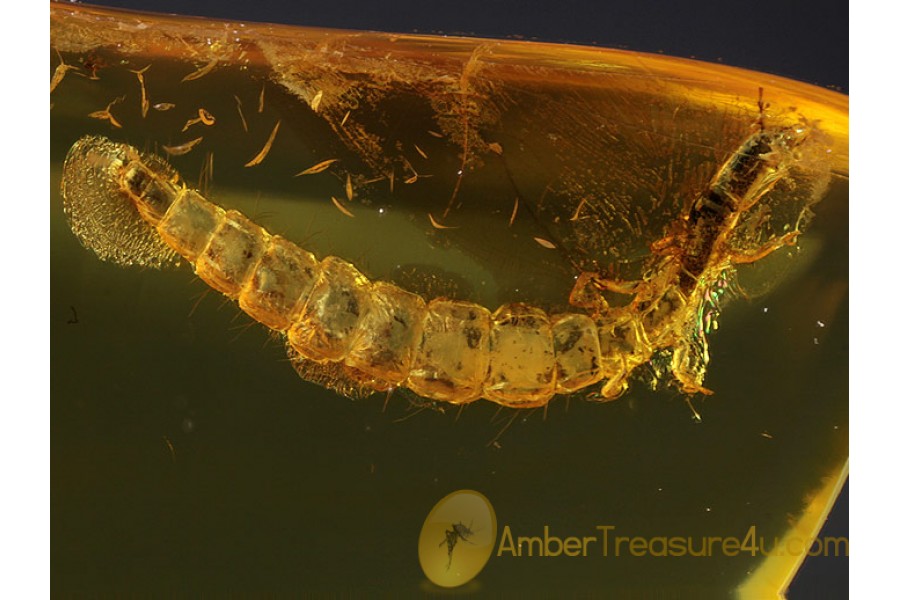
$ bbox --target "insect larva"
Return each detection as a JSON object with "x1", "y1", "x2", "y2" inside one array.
[{"x1": 61, "y1": 125, "x2": 828, "y2": 407}]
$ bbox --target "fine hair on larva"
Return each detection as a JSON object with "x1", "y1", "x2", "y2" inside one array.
[{"x1": 61, "y1": 128, "x2": 829, "y2": 408}]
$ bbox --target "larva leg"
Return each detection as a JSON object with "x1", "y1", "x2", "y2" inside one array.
[
  {"x1": 568, "y1": 271, "x2": 613, "y2": 314},
  {"x1": 595, "y1": 320, "x2": 653, "y2": 400},
  {"x1": 671, "y1": 339, "x2": 714, "y2": 396}
]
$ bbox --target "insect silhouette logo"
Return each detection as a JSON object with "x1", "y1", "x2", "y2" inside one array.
[
  {"x1": 419, "y1": 490, "x2": 497, "y2": 588},
  {"x1": 440, "y1": 520, "x2": 476, "y2": 569}
]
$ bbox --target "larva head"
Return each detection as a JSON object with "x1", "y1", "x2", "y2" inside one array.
[
  {"x1": 61, "y1": 136, "x2": 179, "y2": 268},
  {"x1": 727, "y1": 122, "x2": 832, "y2": 257}
]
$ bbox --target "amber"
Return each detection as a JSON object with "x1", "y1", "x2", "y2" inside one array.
[
  {"x1": 51, "y1": 2, "x2": 848, "y2": 597},
  {"x1": 68, "y1": 132, "x2": 744, "y2": 405}
]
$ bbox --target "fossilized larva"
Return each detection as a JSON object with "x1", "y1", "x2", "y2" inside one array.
[
  {"x1": 61, "y1": 127, "x2": 827, "y2": 408},
  {"x1": 569, "y1": 121, "x2": 829, "y2": 394},
  {"x1": 62, "y1": 135, "x2": 609, "y2": 407}
]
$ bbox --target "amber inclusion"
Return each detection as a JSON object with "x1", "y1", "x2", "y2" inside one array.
[{"x1": 50, "y1": 2, "x2": 848, "y2": 597}]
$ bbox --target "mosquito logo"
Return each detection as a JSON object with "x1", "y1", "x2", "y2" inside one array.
[
  {"x1": 439, "y1": 521, "x2": 476, "y2": 569},
  {"x1": 419, "y1": 490, "x2": 497, "y2": 587}
]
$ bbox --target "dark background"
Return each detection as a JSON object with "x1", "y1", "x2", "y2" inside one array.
[
  {"x1": 67, "y1": 1, "x2": 850, "y2": 597},
  {"x1": 80, "y1": 0, "x2": 848, "y2": 91}
]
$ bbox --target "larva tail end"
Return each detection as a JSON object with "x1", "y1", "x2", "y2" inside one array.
[{"x1": 61, "y1": 136, "x2": 179, "y2": 269}]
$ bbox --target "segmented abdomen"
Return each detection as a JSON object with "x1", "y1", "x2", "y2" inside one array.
[{"x1": 72, "y1": 136, "x2": 616, "y2": 407}]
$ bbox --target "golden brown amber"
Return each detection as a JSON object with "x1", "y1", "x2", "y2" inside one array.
[{"x1": 51, "y1": 2, "x2": 848, "y2": 597}]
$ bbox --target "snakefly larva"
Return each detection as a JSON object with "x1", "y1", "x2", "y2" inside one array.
[
  {"x1": 52, "y1": 2, "x2": 845, "y2": 410},
  {"x1": 61, "y1": 120, "x2": 830, "y2": 407},
  {"x1": 51, "y1": 4, "x2": 849, "y2": 597}
]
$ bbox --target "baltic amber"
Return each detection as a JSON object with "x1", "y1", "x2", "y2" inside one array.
[{"x1": 51, "y1": 2, "x2": 848, "y2": 596}]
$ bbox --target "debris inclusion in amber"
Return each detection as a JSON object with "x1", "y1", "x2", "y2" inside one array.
[{"x1": 51, "y1": 3, "x2": 846, "y2": 408}]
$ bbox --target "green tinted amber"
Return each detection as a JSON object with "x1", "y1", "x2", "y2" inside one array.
[{"x1": 51, "y1": 2, "x2": 848, "y2": 596}]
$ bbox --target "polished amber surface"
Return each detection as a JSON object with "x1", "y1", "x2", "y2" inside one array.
[{"x1": 51, "y1": 2, "x2": 848, "y2": 596}]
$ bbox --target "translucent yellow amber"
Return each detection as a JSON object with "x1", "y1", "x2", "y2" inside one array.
[{"x1": 50, "y1": 2, "x2": 848, "y2": 596}]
